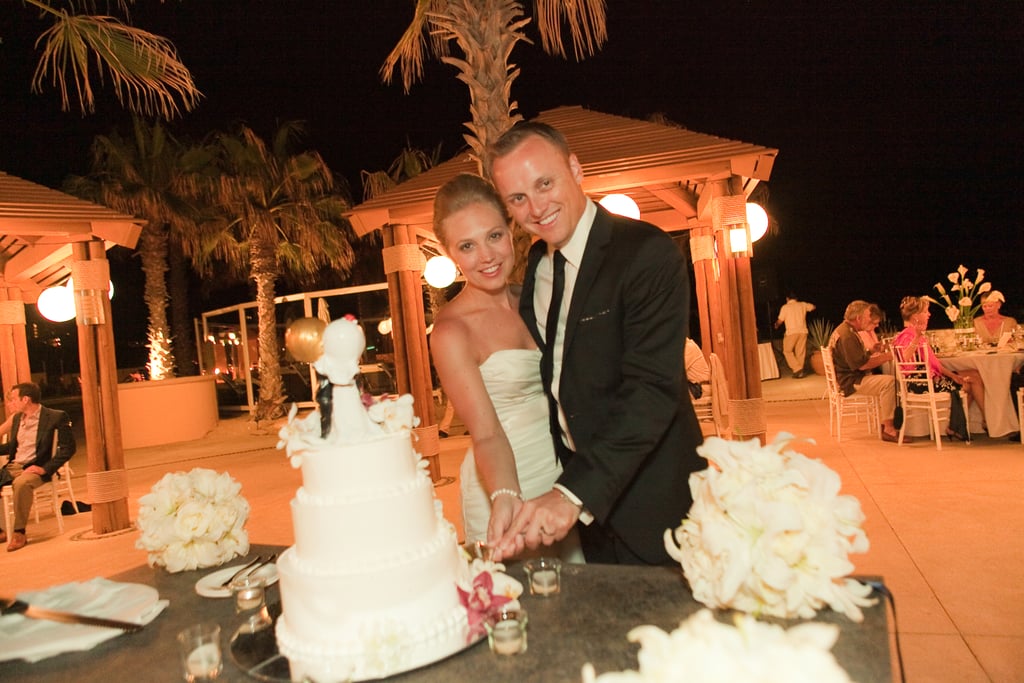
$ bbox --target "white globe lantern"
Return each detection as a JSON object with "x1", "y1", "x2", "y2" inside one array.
[
  {"x1": 423, "y1": 255, "x2": 457, "y2": 288},
  {"x1": 38, "y1": 286, "x2": 76, "y2": 322},
  {"x1": 377, "y1": 318, "x2": 393, "y2": 336},
  {"x1": 599, "y1": 193, "x2": 641, "y2": 219},
  {"x1": 746, "y1": 203, "x2": 769, "y2": 243}
]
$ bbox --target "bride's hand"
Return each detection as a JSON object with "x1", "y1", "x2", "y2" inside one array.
[{"x1": 486, "y1": 495, "x2": 521, "y2": 551}]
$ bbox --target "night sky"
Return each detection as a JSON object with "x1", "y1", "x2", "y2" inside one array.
[{"x1": 2, "y1": 2, "x2": 1022, "y2": 344}]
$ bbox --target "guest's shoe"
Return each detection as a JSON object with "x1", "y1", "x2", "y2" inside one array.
[
  {"x1": 438, "y1": 430, "x2": 449, "y2": 438},
  {"x1": 946, "y1": 429, "x2": 969, "y2": 442},
  {"x1": 792, "y1": 370, "x2": 805, "y2": 379},
  {"x1": 1009, "y1": 431, "x2": 1021, "y2": 443},
  {"x1": 6, "y1": 531, "x2": 26, "y2": 552},
  {"x1": 0, "y1": 530, "x2": 6, "y2": 544},
  {"x1": 882, "y1": 431, "x2": 911, "y2": 443}
]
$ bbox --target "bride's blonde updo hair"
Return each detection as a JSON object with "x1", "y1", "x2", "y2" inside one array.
[
  {"x1": 899, "y1": 295, "x2": 929, "y2": 322},
  {"x1": 432, "y1": 173, "x2": 510, "y2": 248}
]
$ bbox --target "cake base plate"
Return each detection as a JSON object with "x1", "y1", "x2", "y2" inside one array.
[{"x1": 230, "y1": 603, "x2": 484, "y2": 682}]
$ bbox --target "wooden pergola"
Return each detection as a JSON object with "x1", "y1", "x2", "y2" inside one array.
[
  {"x1": 0, "y1": 171, "x2": 144, "y2": 534},
  {"x1": 348, "y1": 106, "x2": 779, "y2": 450}
]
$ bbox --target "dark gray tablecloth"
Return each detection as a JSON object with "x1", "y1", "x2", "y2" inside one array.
[{"x1": 4, "y1": 543, "x2": 891, "y2": 682}]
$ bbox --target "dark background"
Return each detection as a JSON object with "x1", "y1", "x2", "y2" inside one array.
[{"x1": 2, "y1": 1, "x2": 1022, "y2": 366}]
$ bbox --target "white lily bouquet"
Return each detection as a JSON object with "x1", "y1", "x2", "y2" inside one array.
[
  {"x1": 930, "y1": 264, "x2": 990, "y2": 328},
  {"x1": 664, "y1": 434, "x2": 876, "y2": 622},
  {"x1": 136, "y1": 468, "x2": 251, "y2": 573},
  {"x1": 581, "y1": 609, "x2": 853, "y2": 683}
]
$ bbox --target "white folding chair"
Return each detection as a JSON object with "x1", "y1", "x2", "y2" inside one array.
[
  {"x1": 893, "y1": 347, "x2": 954, "y2": 450},
  {"x1": 1, "y1": 431, "x2": 78, "y2": 535},
  {"x1": 821, "y1": 346, "x2": 880, "y2": 441},
  {"x1": 692, "y1": 353, "x2": 729, "y2": 437}
]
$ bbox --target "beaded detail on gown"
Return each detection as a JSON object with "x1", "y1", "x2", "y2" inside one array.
[{"x1": 459, "y1": 349, "x2": 583, "y2": 562}]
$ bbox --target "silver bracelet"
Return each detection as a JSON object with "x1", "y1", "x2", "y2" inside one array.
[{"x1": 489, "y1": 488, "x2": 523, "y2": 503}]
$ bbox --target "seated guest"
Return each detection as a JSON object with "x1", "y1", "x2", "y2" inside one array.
[
  {"x1": 892, "y1": 296, "x2": 984, "y2": 441},
  {"x1": 974, "y1": 290, "x2": 1017, "y2": 345},
  {"x1": 0, "y1": 382, "x2": 76, "y2": 552},
  {"x1": 684, "y1": 338, "x2": 710, "y2": 399},
  {"x1": 857, "y1": 303, "x2": 888, "y2": 372},
  {"x1": 829, "y1": 300, "x2": 903, "y2": 442}
]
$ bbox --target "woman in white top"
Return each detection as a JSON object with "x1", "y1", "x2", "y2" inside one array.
[{"x1": 974, "y1": 290, "x2": 1017, "y2": 345}]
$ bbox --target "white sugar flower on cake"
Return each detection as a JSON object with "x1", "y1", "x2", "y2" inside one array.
[
  {"x1": 366, "y1": 394, "x2": 419, "y2": 433},
  {"x1": 664, "y1": 433, "x2": 876, "y2": 622},
  {"x1": 581, "y1": 609, "x2": 854, "y2": 683}
]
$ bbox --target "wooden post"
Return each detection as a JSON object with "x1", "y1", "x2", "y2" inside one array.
[
  {"x1": 0, "y1": 285, "x2": 32, "y2": 406},
  {"x1": 381, "y1": 225, "x2": 441, "y2": 481},
  {"x1": 73, "y1": 241, "x2": 131, "y2": 533}
]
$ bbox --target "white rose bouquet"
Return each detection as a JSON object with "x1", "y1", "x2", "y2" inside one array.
[
  {"x1": 136, "y1": 468, "x2": 251, "y2": 573},
  {"x1": 581, "y1": 609, "x2": 854, "y2": 683},
  {"x1": 664, "y1": 434, "x2": 876, "y2": 622}
]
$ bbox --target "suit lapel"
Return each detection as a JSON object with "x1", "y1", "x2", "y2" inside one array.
[
  {"x1": 563, "y1": 206, "x2": 613, "y2": 353},
  {"x1": 520, "y1": 240, "x2": 545, "y2": 349}
]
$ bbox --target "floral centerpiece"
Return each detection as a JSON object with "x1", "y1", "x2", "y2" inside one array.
[
  {"x1": 455, "y1": 549, "x2": 523, "y2": 640},
  {"x1": 581, "y1": 609, "x2": 853, "y2": 683},
  {"x1": 136, "y1": 468, "x2": 250, "y2": 573},
  {"x1": 930, "y1": 264, "x2": 990, "y2": 329},
  {"x1": 664, "y1": 434, "x2": 876, "y2": 622}
]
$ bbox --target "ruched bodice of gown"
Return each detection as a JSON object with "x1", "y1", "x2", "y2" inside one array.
[{"x1": 459, "y1": 349, "x2": 583, "y2": 562}]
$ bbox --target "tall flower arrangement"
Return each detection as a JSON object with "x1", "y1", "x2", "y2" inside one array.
[
  {"x1": 664, "y1": 434, "x2": 876, "y2": 622},
  {"x1": 136, "y1": 468, "x2": 250, "y2": 572},
  {"x1": 930, "y1": 264, "x2": 990, "y2": 328}
]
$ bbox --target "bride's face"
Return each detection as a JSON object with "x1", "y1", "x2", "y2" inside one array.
[{"x1": 441, "y1": 201, "x2": 515, "y2": 292}]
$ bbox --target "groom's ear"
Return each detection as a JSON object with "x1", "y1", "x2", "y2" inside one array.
[{"x1": 568, "y1": 154, "x2": 584, "y2": 184}]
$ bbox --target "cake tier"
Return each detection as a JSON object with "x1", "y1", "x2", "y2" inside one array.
[
  {"x1": 276, "y1": 603, "x2": 469, "y2": 682},
  {"x1": 275, "y1": 525, "x2": 469, "y2": 681},
  {"x1": 297, "y1": 430, "x2": 420, "y2": 498},
  {"x1": 291, "y1": 474, "x2": 440, "y2": 563}
]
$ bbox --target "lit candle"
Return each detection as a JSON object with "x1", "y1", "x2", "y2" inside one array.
[
  {"x1": 186, "y1": 643, "x2": 222, "y2": 679},
  {"x1": 235, "y1": 586, "x2": 263, "y2": 611},
  {"x1": 530, "y1": 569, "x2": 559, "y2": 596},
  {"x1": 491, "y1": 619, "x2": 524, "y2": 655}
]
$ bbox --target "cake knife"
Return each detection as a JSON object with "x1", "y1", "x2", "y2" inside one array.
[{"x1": 0, "y1": 596, "x2": 143, "y2": 631}]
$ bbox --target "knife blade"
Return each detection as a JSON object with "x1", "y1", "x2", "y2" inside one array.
[{"x1": 0, "y1": 597, "x2": 143, "y2": 632}]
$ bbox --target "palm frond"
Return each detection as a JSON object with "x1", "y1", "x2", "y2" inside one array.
[{"x1": 31, "y1": 9, "x2": 201, "y2": 118}]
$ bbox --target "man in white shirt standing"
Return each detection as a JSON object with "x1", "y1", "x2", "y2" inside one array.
[{"x1": 775, "y1": 292, "x2": 816, "y2": 379}]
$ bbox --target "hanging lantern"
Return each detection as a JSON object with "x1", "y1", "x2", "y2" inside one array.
[
  {"x1": 599, "y1": 194, "x2": 641, "y2": 219},
  {"x1": 38, "y1": 286, "x2": 76, "y2": 322},
  {"x1": 423, "y1": 255, "x2": 457, "y2": 288}
]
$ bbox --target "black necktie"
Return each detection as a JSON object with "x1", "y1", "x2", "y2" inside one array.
[
  {"x1": 541, "y1": 251, "x2": 566, "y2": 448},
  {"x1": 541, "y1": 251, "x2": 566, "y2": 386}
]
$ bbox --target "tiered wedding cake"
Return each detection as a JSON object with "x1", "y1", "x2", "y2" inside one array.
[{"x1": 275, "y1": 317, "x2": 469, "y2": 682}]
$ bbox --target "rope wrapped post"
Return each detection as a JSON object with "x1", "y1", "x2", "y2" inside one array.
[
  {"x1": 73, "y1": 241, "x2": 130, "y2": 533},
  {"x1": 382, "y1": 226, "x2": 440, "y2": 481},
  {"x1": 728, "y1": 398, "x2": 767, "y2": 442}
]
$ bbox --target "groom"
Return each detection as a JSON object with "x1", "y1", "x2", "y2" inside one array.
[{"x1": 487, "y1": 121, "x2": 704, "y2": 565}]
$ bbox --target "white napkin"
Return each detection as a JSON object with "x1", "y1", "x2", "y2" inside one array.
[{"x1": 0, "y1": 577, "x2": 168, "y2": 663}]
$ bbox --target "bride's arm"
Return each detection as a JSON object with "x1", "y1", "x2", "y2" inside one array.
[{"x1": 431, "y1": 315, "x2": 522, "y2": 542}]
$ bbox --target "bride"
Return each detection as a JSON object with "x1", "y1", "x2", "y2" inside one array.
[{"x1": 429, "y1": 173, "x2": 582, "y2": 563}]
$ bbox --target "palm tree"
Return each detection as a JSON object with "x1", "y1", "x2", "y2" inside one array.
[
  {"x1": 382, "y1": 0, "x2": 607, "y2": 279},
  {"x1": 65, "y1": 117, "x2": 206, "y2": 380},
  {"x1": 19, "y1": 0, "x2": 200, "y2": 118},
  {"x1": 190, "y1": 122, "x2": 357, "y2": 422}
]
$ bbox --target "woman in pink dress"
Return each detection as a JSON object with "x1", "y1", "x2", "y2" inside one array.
[{"x1": 893, "y1": 296, "x2": 984, "y2": 440}]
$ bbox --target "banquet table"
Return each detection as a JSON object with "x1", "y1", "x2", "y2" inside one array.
[
  {"x1": 939, "y1": 349, "x2": 1024, "y2": 437},
  {"x1": 4, "y1": 544, "x2": 893, "y2": 683}
]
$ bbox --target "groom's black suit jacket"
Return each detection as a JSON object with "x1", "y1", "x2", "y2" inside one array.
[{"x1": 520, "y1": 205, "x2": 704, "y2": 564}]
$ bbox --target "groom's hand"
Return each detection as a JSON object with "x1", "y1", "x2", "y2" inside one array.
[{"x1": 492, "y1": 490, "x2": 580, "y2": 561}]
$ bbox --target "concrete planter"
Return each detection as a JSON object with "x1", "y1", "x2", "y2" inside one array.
[{"x1": 117, "y1": 375, "x2": 218, "y2": 449}]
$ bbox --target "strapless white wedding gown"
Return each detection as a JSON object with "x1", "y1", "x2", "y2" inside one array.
[{"x1": 459, "y1": 349, "x2": 584, "y2": 563}]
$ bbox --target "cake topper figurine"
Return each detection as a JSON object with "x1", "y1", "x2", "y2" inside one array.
[{"x1": 285, "y1": 315, "x2": 381, "y2": 441}]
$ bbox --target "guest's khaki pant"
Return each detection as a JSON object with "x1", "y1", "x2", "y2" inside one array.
[
  {"x1": 0, "y1": 462, "x2": 43, "y2": 531},
  {"x1": 853, "y1": 374, "x2": 897, "y2": 423},
  {"x1": 783, "y1": 332, "x2": 808, "y2": 373}
]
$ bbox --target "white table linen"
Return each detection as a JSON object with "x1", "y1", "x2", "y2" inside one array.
[{"x1": 939, "y1": 350, "x2": 1024, "y2": 437}]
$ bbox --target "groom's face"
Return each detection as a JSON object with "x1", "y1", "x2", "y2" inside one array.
[{"x1": 490, "y1": 134, "x2": 587, "y2": 250}]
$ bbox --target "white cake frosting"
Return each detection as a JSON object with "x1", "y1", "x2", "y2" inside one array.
[{"x1": 276, "y1": 317, "x2": 469, "y2": 682}]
